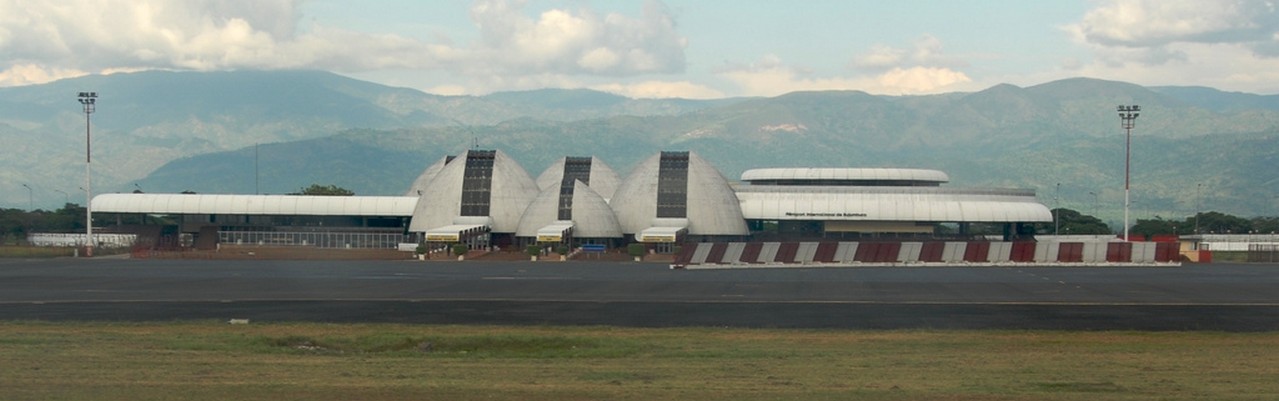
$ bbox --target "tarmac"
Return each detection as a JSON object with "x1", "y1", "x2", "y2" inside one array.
[{"x1": 1, "y1": 258, "x2": 1277, "y2": 331}]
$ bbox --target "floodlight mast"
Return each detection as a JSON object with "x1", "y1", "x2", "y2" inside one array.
[
  {"x1": 1053, "y1": 182, "x2": 1060, "y2": 236},
  {"x1": 22, "y1": 183, "x2": 32, "y2": 210},
  {"x1": 78, "y1": 91, "x2": 97, "y2": 256},
  {"x1": 1117, "y1": 105, "x2": 1140, "y2": 242}
]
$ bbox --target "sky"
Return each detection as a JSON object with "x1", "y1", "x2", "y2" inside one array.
[{"x1": 2, "y1": 0, "x2": 1278, "y2": 98}]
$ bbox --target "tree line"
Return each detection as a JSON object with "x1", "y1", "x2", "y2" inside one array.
[
  {"x1": 1, "y1": 204, "x2": 112, "y2": 245},
  {"x1": 1033, "y1": 208, "x2": 1277, "y2": 238}
]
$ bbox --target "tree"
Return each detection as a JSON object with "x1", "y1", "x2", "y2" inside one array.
[
  {"x1": 1253, "y1": 216, "x2": 1279, "y2": 234},
  {"x1": 1194, "y1": 211, "x2": 1251, "y2": 234},
  {"x1": 1036, "y1": 208, "x2": 1112, "y2": 235},
  {"x1": 290, "y1": 184, "x2": 354, "y2": 196},
  {"x1": 627, "y1": 243, "x2": 647, "y2": 261},
  {"x1": 1131, "y1": 217, "x2": 1183, "y2": 239},
  {"x1": 452, "y1": 244, "x2": 469, "y2": 256}
]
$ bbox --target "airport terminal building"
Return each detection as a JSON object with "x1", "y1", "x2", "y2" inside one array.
[{"x1": 91, "y1": 149, "x2": 1052, "y2": 252}]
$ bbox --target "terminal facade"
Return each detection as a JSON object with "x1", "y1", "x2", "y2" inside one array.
[{"x1": 92, "y1": 149, "x2": 1053, "y2": 252}]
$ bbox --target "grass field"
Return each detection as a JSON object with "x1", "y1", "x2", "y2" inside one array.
[{"x1": 1, "y1": 322, "x2": 1276, "y2": 400}]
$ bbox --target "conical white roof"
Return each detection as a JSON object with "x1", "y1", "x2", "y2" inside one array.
[
  {"x1": 408, "y1": 149, "x2": 539, "y2": 233},
  {"x1": 534, "y1": 156, "x2": 621, "y2": 201},
  {"x1": 403, "y1": 155, "x2": 453, "y2": 196},
  {"x1": 515, "y1": 180, "x2": 622, "y2": 238},
  {"x1": 610, "y1": 151, "x2": 748, "y2": 236}
]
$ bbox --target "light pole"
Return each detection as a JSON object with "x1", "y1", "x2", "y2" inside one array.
[
  {"x1": 54, "y1": 189, "x2": 69, "y2": 206},
  {"x1": 1054, "y1": 183, "x2": 1061, "y2": 235},
  {"x1": 1118, "y1": 104, "x2": 1140, "y2": 241},
  {"x1": 22, "y1": 184, "x2": 33, "y2": 210},
  {"x1": 79, "y1": 91, "x2": 97, "y2": 256},
  {"x1": 1088, "y1": 191, "x2": 1099, "y2": 216},
  {"x1": 1195, "y1": 183, "x2": 1202, "y2": 234}
]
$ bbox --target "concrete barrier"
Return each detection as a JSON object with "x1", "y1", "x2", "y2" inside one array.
[{"x1": 671, "y1": 240, "x2": 1181, "y2": 269}]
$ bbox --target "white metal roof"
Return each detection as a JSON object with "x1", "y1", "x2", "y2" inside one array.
[
  {"x1": 740, "y1": 168, "x2": 949, "y2": 183},
  {"x1": 408, "y1": 149, "x2": 539, "y2": 234},
  {"x1": 637, "y1": 226, "x2": 687, "y2": 243},
  {"x1": 423, "y1": 224, "x2": 490, "y2": 242},
  {"x1": 515, "y1": 180, "x2": 623, "y2": 238},
  {"x1": 534, "y1": 156, "x2": 622, "y2": 201},
  {"x1": 734, "y1": 186, "x2": 1051, "y2": 223},
  {"x1": 535, "y1": 222, "x2": 575, "y2": 241},
  {"x1": 91, "y1": 194, "x2": 419, "y2": 216},
  {"x1": 611, "y1": 151, "x2": 748, "y2": 236}
]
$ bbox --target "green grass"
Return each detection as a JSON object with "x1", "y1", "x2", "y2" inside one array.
[{"x1": 1, "y1": 321, "x2": 1276, "y2": 400}]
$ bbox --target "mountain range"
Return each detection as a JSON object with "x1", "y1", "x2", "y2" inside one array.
[
  {"x1": 0, "y1": 70, "x2": 729, "y2": 208},
  {"x1": 2, "y1": 70, "x2": 1278, "y2": 225}
]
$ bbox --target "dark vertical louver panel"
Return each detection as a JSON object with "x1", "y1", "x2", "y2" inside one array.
[
  {"x1": 558, "y1": 157, "x2": 593, "y2": 221},
  {"x1": 460, "y1": 150, "x2": 495, "y2": 217},
  {"x1": 656, "y1": 151, "x2": 689, "y2": 218}
]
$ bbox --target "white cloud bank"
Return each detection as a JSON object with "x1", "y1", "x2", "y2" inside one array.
[
  {"x1": 0, "y1": 0, "x2": 688, "y2": 88},
  {"x1": 717, "y1": 36, "x2": 974, "y2": 97},
  {"x1": 1061, "y1": 0, "x2": 1279, "y2": 92}
]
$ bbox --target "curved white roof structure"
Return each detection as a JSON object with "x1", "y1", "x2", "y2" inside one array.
[
  {"x1": 403, "y1": 155, "x2": 454, "y2": 196},
  {"x1": 534, "y1": 156, "x2": 622, "y2": 201},
  {"x1": 735, "y1": 186, "x2": 1052, "y2": 223},
  {"x1": 407, "y1": 149, "x2": 539, "y2": 233},
  {"x1": 611, "y1": 151, "x2": 749, "y2": 236},
  {"x1": 515, "y1": 180, "x2": 622, "y2": 238},
  {"x1": 92, "y1": 193, "x2": 418, "y2": 216},
  {"x1": 741, "y1": 168, "x2": 949, "y2": 184}
]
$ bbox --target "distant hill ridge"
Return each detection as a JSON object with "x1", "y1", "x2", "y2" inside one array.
[{"x1": 2, "y1": 70, "x2": 1277, "y2": 220}]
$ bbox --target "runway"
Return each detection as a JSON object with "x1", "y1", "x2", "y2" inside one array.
[{"x1": 1, "y1": 258, "x2": 1277, "y2": 331}]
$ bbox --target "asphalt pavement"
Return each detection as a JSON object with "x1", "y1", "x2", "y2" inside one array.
[{"x1": 1, "y1": 258, "x2": 1276, "y2": 331}]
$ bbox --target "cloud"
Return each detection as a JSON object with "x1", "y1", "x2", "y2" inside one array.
[
  {"x1": 719, "y1": 56, "x2": 971, "y2": 96},
  {"x1": 875, "y1": 67, "x2": 973, "y2": 94},
  {"x1": 850, "y1": 45, "x2": 905, "y2": 70},
  {"x1": 1053, "y1": 0, "x2": 1279, "y2": 93},
  {"x1": 590, "y1": 80, "x2": 724, "y2": 99},
  {"x1": 711, "y1": 35, "x2": 975, "y2": 97},
  {"x1": 1059, "y1": 41, "x2": 1279, "y2": 94},
  {"x1": 1068, "y1": 0, "x2": 1279, "y2": 58},
  {"x1": 850, "y1": 35, "x2": 967, "y2": 72},
  {"x1": 0, "y1": 0, "x2": 688, "y2": 87},
  {"x1": 466, "y1": 0, "x2": 686, "y2": 76},
  {"x1": 1074, "y1": 0, "x2": 1277, "y2": 46},
  {"x1": 0, "y1": 63, "x2": 86, "y2": 86}
]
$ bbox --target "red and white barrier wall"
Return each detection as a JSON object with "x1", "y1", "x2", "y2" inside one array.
[{"x1": 672, "y1": 241, "x2": 1181, "y2": 268}]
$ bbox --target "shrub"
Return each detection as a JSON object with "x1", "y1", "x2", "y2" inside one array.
[
  {"x1": 525, "y1": 245, "x2": 541, "y2": 257},
  {"x1": 452, "y1": 244, "x2": 469, "y2": 256},
  {"x1": 556, "y1": 245, "x2": 569, "y2": 255},
  {"x1": 627, "y1": 243, "x2": 647, "y2": 258}
]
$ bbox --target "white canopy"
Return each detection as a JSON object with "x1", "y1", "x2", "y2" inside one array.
[
  {"x1": 535, "y1": 221, "x2": 575, "y2": 242},
  {"x1": 637, "y1": 226, "x2": 687, "y2": 243},
  {"x1": 424, "y1": 224, "x2": 489, "y2": 242}
]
